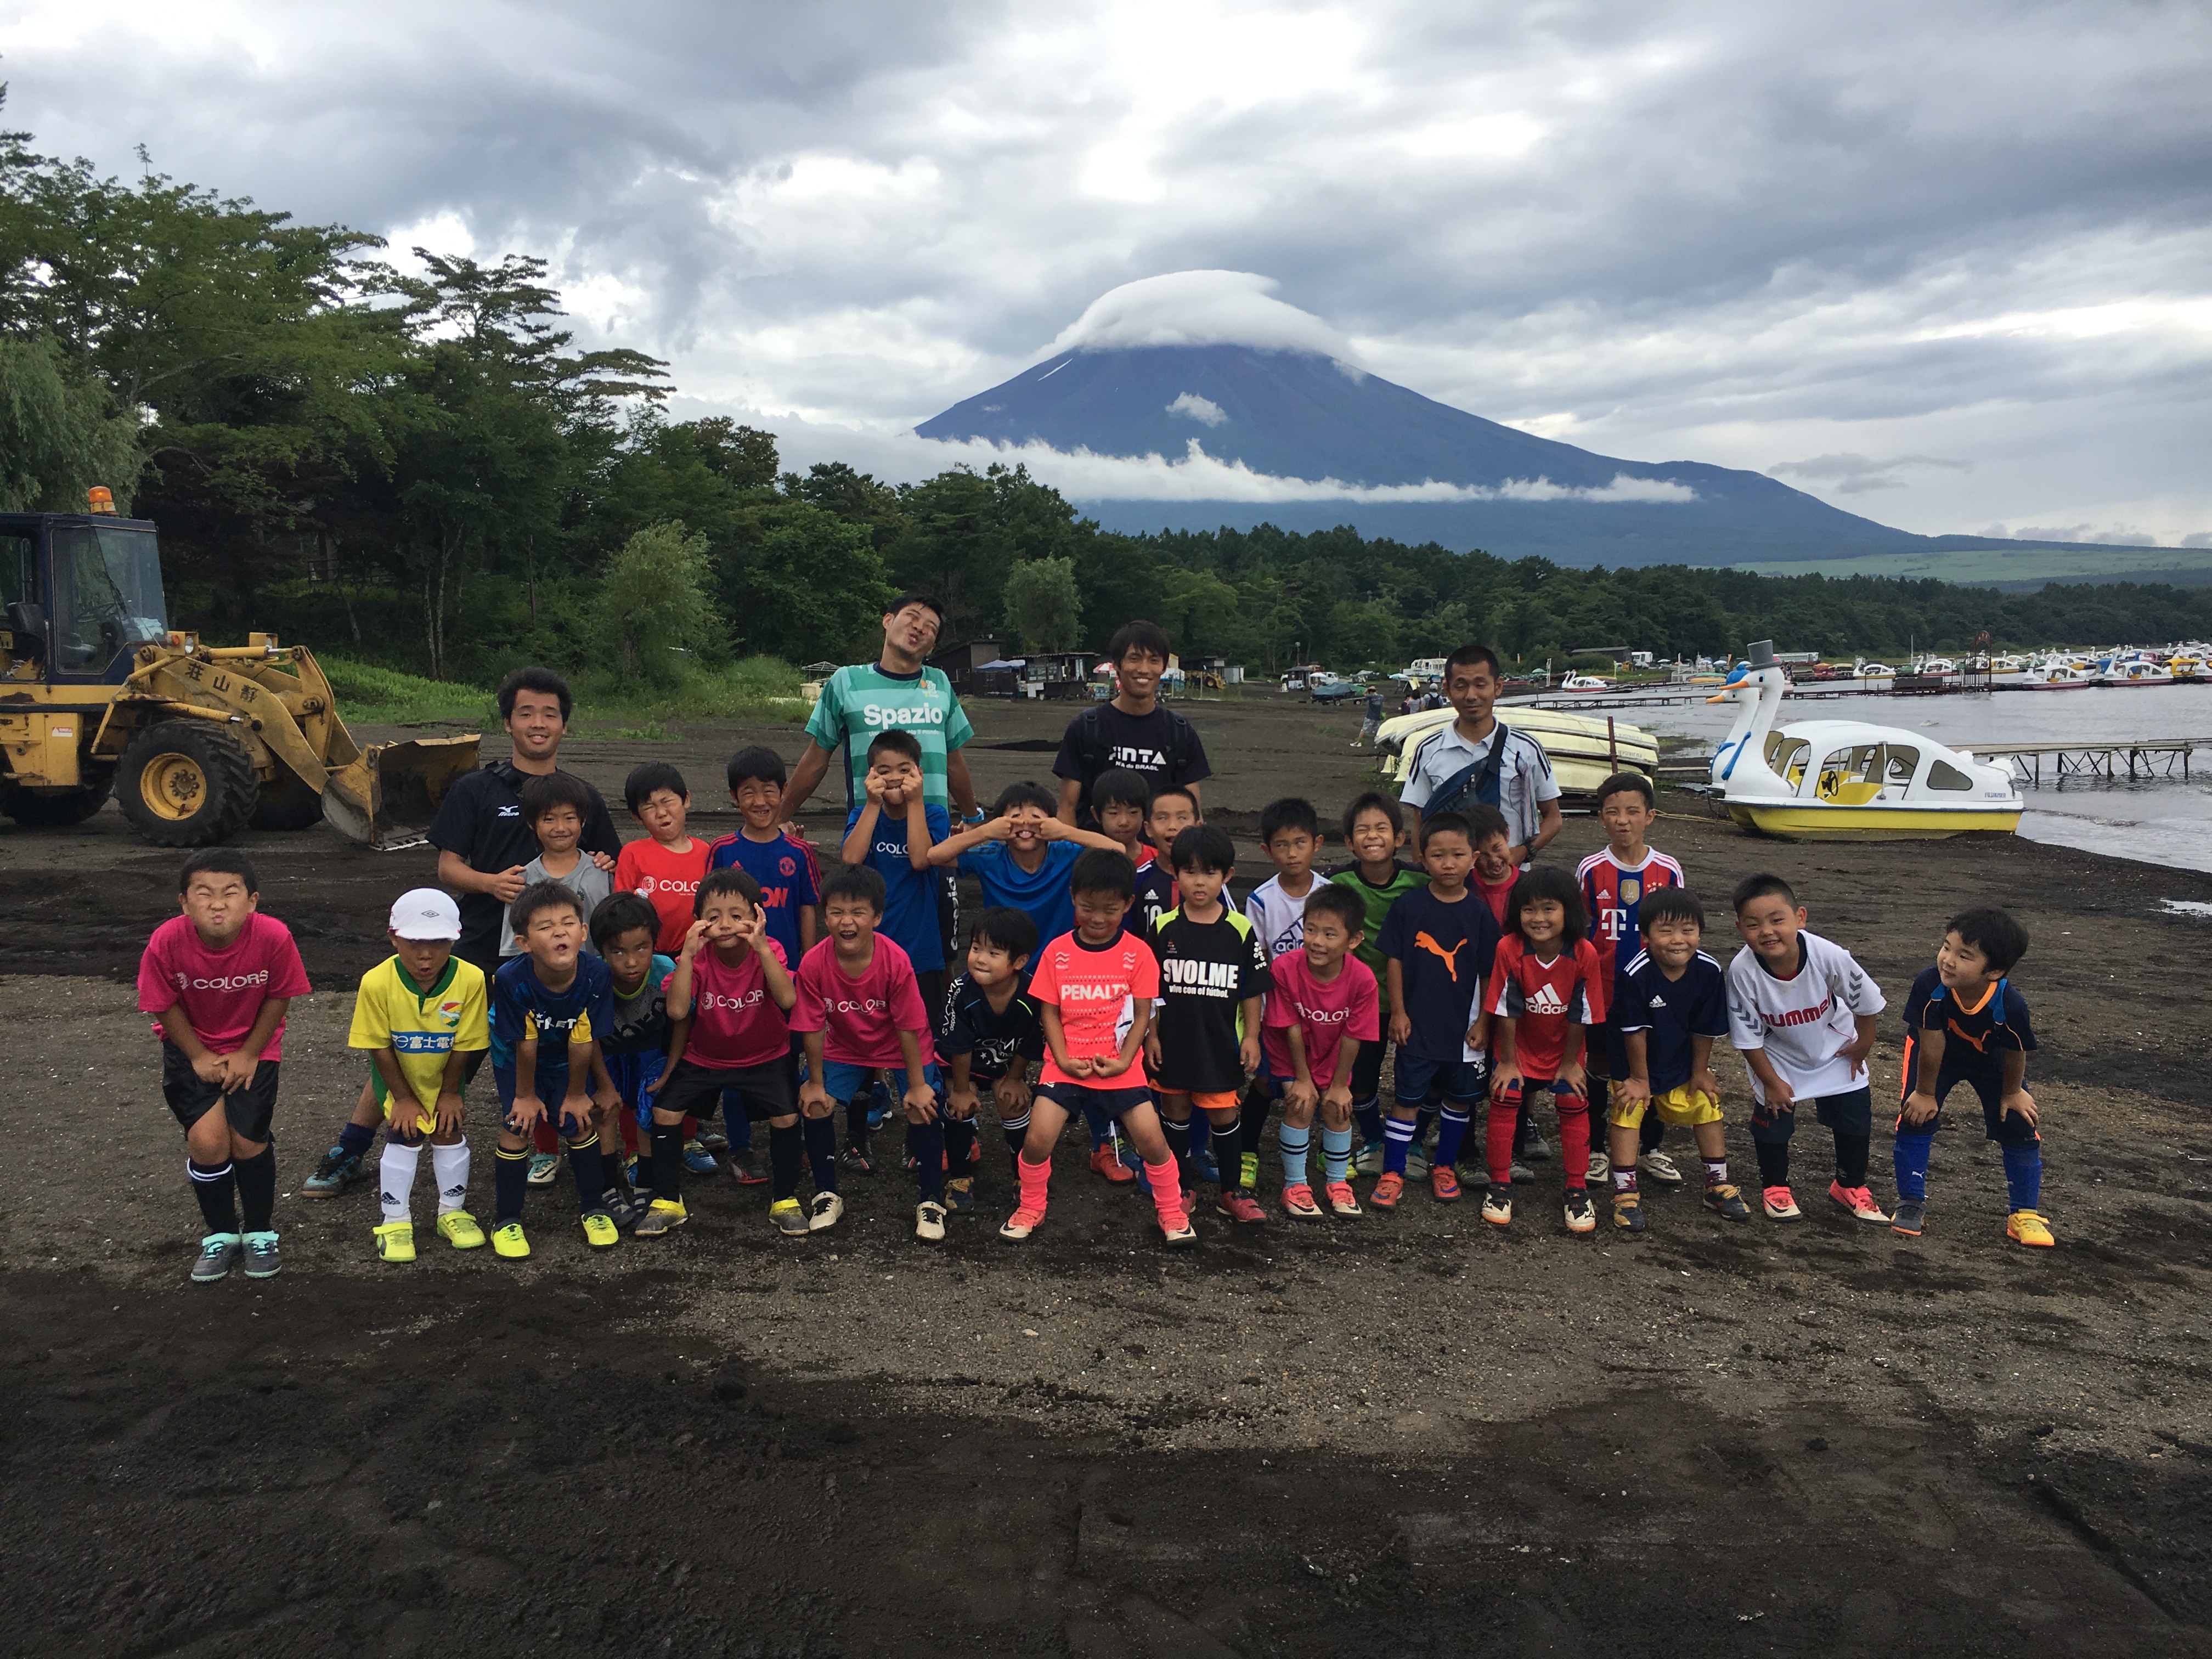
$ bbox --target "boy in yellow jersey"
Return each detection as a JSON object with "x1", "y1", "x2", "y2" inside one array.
[{"x1": 350, "y1": 889, "x2": 492, "y2": 1261}]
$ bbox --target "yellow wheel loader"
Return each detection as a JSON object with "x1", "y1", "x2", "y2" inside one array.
[{"x1": 0, "y1": 495, "x2": 479, "y2": 849}]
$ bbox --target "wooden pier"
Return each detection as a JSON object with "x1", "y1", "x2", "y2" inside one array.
[{"x1": 1963, "y1": 737, "x2": 2202, "y2": 785}]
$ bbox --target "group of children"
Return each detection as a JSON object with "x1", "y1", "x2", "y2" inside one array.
[{"x1": 141, "y1": 746, "x2": 2059, "y2": 1282}]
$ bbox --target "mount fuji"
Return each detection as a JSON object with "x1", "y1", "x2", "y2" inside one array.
[{"x1": 915, "y1": 273, "x2": 1972, "y2": 567}]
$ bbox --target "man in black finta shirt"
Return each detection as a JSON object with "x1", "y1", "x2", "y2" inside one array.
[
  {"x1": 1053, "y1": 620, "x2": 1211, "y2": 831},
  {"x1": 1144, "y1": 825, "x2": 1272, "y2": 1222},
  {"x1": 939, "y1": 908, "x2": 1046, "y2": 1198}
]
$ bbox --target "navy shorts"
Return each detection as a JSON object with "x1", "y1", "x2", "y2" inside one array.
[
  {"x1": 1750, "y1": 1085, "x2": 1871, "y2": 1143},
  {"x1": 162, "y1": 1043, "x2": 279, "y2": 1142},
  {"x1": 492, "y1": 1066, "x2": 595, "y2": 1138},
  {"x1": 1898, "y1": 1069, "x2": 2039, "y2": 1149},
  {"x1": 1039, "y1": 1080, "x2": 1153, "y2": 1120},
  {"x1": 1393, "y1": 1049, "x2": 1489, "y2": 1108}
]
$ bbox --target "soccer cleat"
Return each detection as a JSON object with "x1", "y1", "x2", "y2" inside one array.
[
  {"x1": 1191, "y1": 1146, "x2": 1222, "y2": 1186},
  {"x1": 1564, "y1": 1190, "x2": 1597, "y2": 1234},
  {"x1": 945, "y1": 1175, "x2": 976, "y2": 1214},
  {"x1": 1829, "y1": 1180, "x2": 1889, "y2": 1223},
  {"x1": 1370, "y1": 1171, "x2": 1405, "y2": 1210},
  {"x1": 2007, "y1": 1209, "x2": 2055, "y2": 1248},
  {"x1": 240, "y1": 1231, "x2": 281, "y2": 1279},
  {"x1": 597, "y1": 1189, "x2": 643, "y2": 1230},
  {"x1": 492, "y1": 1222, "x2": 530, "y2": 1259},
  {"x1": 1510, "y1": 1159, "x2": 1535, "y2": 1185},
  {"x1": 191, "y1": 1233, "x2": 241, "y2": 1283},
  {"x1": 1217, "y1": 1189, "x2": 1268, "y2": 1224},
  {"x1": 1639, "y1": 1150, "x2": 1685, "y2": 1187},
  {"x1": 682, "y1": 1140, "x2": 718, "y2": 1175},
  {"x1": 1161, "y1": 1211, "x2": 1199, "y2": 1248},
  {"x1": 303, "y1": 1145, "x2": 365, "y2": 1199},
  {"x1": 1090, "y1": 1144, "x2": 1136, "y2": 1184},
  {"x1": 1430, "y1": 1165, "x2": 1463, "y2": 1203},
  {"x1": 998, "y1": 1206, "x2": 1045, "y2": 1242},
  {"x1": 807, "y1": 1192, "x2": 845, "y2": 1232},
  {"x1": 1702, "y1": 1184, "x2": 1752, "y2": 1223},
  {"x1": 1325, "y1": 1180, "x2": 1362, "y2": 1217},
  {"x1": 1587, "y1": 1150, "x2": 1611, "y2": 1183},
  {"x1": 1890, "y1": 1197, "x2": 1926, "y2": 1236},
  {"x1": 1407, "y1": 1146, "x2": 1432, "y2": 1180},
  {"x1": 437, "y1": 1209, "x2": 487, "y2": 1249},
  {"x1": 1612, "y1": 1195, "x2": 1647, "y2": 1234},
  {"x1": 915, "y1": 1200, "x2": 947, "y2": 1243},
  {"x1": 771, "y1": 1198, "x2": 810, "y2": 1236},
  {"x1": 726, "y1": 1150, "x2": 768, "y2": 1186},
  {"x1": 1239, "y1": 1150, "x2": 1260, "y2": 1190},
  {"x1": 1353, "y1": 1141, "x2": 1384, "y2": 1176},
  {"x1": 696, "y1": 1128, "x2": 729, "y2": 1152},
  {"x1": 580, "y1": 1211, "x2": 622, "y2": 1250},
  {"x1": 526, "y1": 1152, "x2": 560, "y2": 1186},
  {"x1": 634, "y1": 1199, "x2": 687, "y2": 1238},
  {"x1": 1522, "y1": 1128, "x2": 1552, "y2": 1163},
  {"x1": 1278, "y1": 1183, "x2": 1323, "y2": 1220},
  {"x1": 1481, "y1": 1185, "x2": 1513, "y2": 1227},
  {"x1": 1762, "y1": 1185, "x2": 1801, "y2": 1221},
  {"x1": 374, "y1": 1221, "x2": 417, "y2": 1262},
  {"x1": 840, "y1": 1144, "x2": 876, "y2": 1176}
]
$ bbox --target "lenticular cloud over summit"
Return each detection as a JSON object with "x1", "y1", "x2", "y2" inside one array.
[{"x1": 1045, "y1": 271, "x2": 1361, "y2": 367}]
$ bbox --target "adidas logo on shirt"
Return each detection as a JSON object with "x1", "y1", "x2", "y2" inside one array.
[{"x1": 1528, "y1": 984, "x2": 1568, "y2": 1014}]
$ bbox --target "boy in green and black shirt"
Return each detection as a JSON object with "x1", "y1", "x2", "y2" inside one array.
[{"x1": 1328, "y1": 791, "x2": 1427, "y2": 1170}]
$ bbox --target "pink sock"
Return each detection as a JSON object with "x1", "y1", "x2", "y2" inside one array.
[
  {"x1": 1018, "y1": 1153, "x2": 1051, "y2": 1216},
  {"x1": 1144, "y1": 1159, "x2": 1184, "y2": 1228}
]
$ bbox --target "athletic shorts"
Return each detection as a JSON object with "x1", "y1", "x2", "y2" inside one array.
[
  {"x1": 820, "y1": 1059, "x2": 943, "y2": 1105},
  {"x1": 1750, "y1": 1084, "x2": 1871, "y2": 1143},
  {"x1": 492, "y1": 1066, "x2": 595, "y2": 1138},
  {"x1": 655, "y1": 1055, "x2": 797, "y2": 1124},
  {"x1": 162, "y1": 1043, "x2": 279, "y2": 1141},
  {"x1": 1393, "y1": 1049, "x2": 1489, "y2": 1109},
  {"x1": 1610, "y1": 1082, "x2": 1723, "y2": 1130},
  {"x1": 1348, "y1": 1035, "x2": 1385, "y2": 1103},
  {"x1": 603, "y1": 1049, "x2": 668, "y2": 1124},
  {"x1": 1491, "y1": 1074, "x2": 1585, "y2": 1113},
  {"x1": 1897, "y1": 1068, "x2": 2039, "y2": 1148},
  {"x1": 1039, "y1": 1080, "x2": 1153, "y2": 1120},
  {"x1": 1155, "y1": 1086, "x2": 1240, "y2": 1113}
]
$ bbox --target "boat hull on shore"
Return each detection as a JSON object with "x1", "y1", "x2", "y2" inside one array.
[{"x1": 1725, "y1": 800, "x2": 2023, "y2": 840}]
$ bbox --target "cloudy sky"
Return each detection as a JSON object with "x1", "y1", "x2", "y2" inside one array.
[{"x1": 5, "y1": 0, "x2": 2209, "y2": 543}]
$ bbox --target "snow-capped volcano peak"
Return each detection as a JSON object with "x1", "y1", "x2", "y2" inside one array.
[{"x1": 1045, "y1": 270, "x2": 1358, "y2": 365}]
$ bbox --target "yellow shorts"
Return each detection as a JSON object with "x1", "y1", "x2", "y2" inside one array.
[{"x1": 1609, "y1": 1084, "x2": 1722, "y2": 1130}]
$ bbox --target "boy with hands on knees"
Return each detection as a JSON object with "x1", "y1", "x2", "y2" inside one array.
[
  {"x1": 939, "y1": 907, "x2": 1047, "y2": 1207},
  {"x1": 354, "y1": 887, "x2": 490, "y2": 1262},
  {"x1": 1262, "y1": 883, "x2": 1381, "y2": 1219}
]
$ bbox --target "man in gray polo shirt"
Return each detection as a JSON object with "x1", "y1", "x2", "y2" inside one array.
[{"x1": 1397, "y1": 644, "x2": 1562, "y2": 866}]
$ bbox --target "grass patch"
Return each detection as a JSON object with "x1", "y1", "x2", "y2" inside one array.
[{"x1": 318, "y1": 653, "x2": 810, "y2": 730}]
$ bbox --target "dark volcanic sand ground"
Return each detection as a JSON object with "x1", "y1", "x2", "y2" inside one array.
[{"x1": 3, "y1": 691, "x2": 2210, "y2": 1657}]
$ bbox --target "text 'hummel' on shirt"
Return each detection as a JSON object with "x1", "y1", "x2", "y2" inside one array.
[{"x1": 1725, "y1": 930, "x2": 1885, "y2": 1103}]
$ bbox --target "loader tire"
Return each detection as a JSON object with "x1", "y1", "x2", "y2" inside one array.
[
  {"x1": 0, "y1": 776, "x2": 113, "y2": 827},
  {"x1": 250, "y1": 771, "x2": 325, "y2": 832},
  {"x1": 116, "y1": 721, "x2": 258, "y2": 848}
]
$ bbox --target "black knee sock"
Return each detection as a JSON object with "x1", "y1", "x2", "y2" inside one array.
[
  {"x1": 494, "y1": 1145, "x2": 529, "y2": 1224},
  {"x1": 769, "y1": 1123, "x2": 804, "y2": 1201},
  {"x1": 1754, "y1": 1138, "x2": 1791, "y2": 1188},
  {"x1": 651, "y1": 1123, "x2": 684, "y2": 1204},
  {"x1": 188, "y1": 1158, "x2": 238, "y2": 1234},
  {"x1": 912, "y1": 1119, "x2": 946, "y2": 1201},
  {"x1": 945, "y1": 1118, "x2": 977, "y2": 1174},
  {"x1": 567, "y1": 1134, "x2": 606, "y2": 1213},
  {"x1": 1640, "y1": 1114, "x2": 1667, "y2": 1154},
  {"x1": 1161, "y1": 1116, "x2": 1193, "y2": 1186},
  {"x1": 1514, "y1": 1103, "x2": 1532, "y2": 1154},
  {"x1": 1833, "y1": 1131, "x2": 1871, "y2": 1188},
  {"x1": 232, "y1": 1147, "x2": 276, "y2": 1232},
  {"x1": 845, "y1": 1094, "x2": 871, "y2": 1154},
  {"x1": 804, "y1": 1115, "x2": 839, "y2": 1192}
]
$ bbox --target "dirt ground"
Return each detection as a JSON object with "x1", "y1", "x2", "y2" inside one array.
[{"x1": 3, "y1": 690, "x2": 2210, "y2": 1657}]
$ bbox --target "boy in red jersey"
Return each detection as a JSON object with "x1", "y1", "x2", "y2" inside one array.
[
  {"x1": 999, "y1": 849, "x2": 1192, "y2": 1246},
  {"x1": 1576, "y1": 771, "x2": 1686, "y2": 1187},
  {"x1": 790, "y1": 865, "x2": 943, "y2": 1239},
  {"x1": 138, "y1": 849, "x2": 311, "y2": 1283},
  {"x1": 1483, "y1": 866, "x2": 1607, "y2": 1234},
  {"x1": 1466, "y1": 805, "x2": 1518, "y2": 931},
  {"x1": 637, "y1": 869, "x2": 800, "y2": 1239},
  {"x1": 1261, "y1": 883, "x2": 1380, "y2": 1218},
  {"x1": 614, "y1": 761, "x2": 711, "y2": 952}
]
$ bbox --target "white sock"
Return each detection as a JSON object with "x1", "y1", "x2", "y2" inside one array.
[
  {"x1": 432, "y1": 1142, "x2": 471, "y2": 1214},
  {"x1": 379, "y1": 1140, "x2": 421, "y2": 1223}
]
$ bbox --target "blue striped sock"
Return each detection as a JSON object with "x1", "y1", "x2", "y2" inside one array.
[
  {"x1": 1384, "y1": 1114, "x2": 1416, "y2": 1175},
  {"x1": 1278, "y1": 1124, "x2": 1311, "y2": 1187},
  {"x1": 1321, "y1": 1126, "x2": 1353, "y2": 1184},
  {"x1": 2001, "y1": 1144, "x2": 2041, "y2": 1210},
  {"x1": 1435, "y1": 1105, "x2": 1472, "y2": 1170}
]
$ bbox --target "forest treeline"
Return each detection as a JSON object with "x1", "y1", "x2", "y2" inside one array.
[{"x1": 5, "y1": 93, "x2": 2205, "y2": 687}]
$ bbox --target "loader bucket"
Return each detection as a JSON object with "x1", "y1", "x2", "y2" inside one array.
[{"x1": 321, "y1": 735, "x2": 482, "y2": 849}]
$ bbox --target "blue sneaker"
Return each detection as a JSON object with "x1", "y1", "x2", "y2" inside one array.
[
  {"x1": 867, "y1": 1080, "x2": 892, "y2": 1130},
  {"x1": 682, "y1": 1139, "x2": 718, "y2": 1175},
  {"x1": 241, "y1": 1231, "x2": 281, "y2": 1278},
  {"x1": 303, "y1": 1144, "x2": 365, "y2": 1199},
  {"x1": 1191, "y1": 1147, "x2": 1221, "y2": 1185},
  {"x1": 191, "y1": 1233, "x2": 241, "y2": 1283}
]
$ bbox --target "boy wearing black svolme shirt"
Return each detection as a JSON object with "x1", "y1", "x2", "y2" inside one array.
[
  {"x1": 1146, "y1": 825, "x2": 1273, "y2": 1223},
  {"x1": 939, "y1": 908, "x2": 1047, "y2": 1210}
]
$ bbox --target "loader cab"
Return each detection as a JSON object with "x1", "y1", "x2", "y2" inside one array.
[{"x1": 0, "y1": 512, "x2": 172, "y2": 686}]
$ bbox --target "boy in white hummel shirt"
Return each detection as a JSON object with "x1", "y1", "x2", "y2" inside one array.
[{"x1": 1725, "y1": 873, "x2": 1887, "y2": 1224}]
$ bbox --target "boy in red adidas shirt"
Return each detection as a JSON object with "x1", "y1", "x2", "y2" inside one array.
[
  {"x1": 614, "y1": 761, "x2": 710, "y2": 953},
  {"x1": 999, "y1": 849, "x2": 1192, "y2": 1247},
  {"x1": 1484, "y1": 865, "x2": 1607, "y2": 1235}
]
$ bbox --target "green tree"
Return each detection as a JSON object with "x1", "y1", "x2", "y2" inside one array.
[
  {"x1": 0, "y1": 333, "x2": 142, "y2": 510},
  {"x1": 597, "y1": 520, "x2": 716, "y2": 682},
  {"x1": 720, "y1": 501, "x2": 893, "y2": 665},
  {"x1": 1003, "y1": 556, "x2": 1082, "y2": 653}
]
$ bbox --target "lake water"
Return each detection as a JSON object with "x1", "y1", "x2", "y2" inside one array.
[{"x1": 1593, "y1": 681, "x2": 2212, "y2": 874}]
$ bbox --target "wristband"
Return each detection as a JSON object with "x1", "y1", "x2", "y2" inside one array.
[{"x1": 963, "y1": 809, "x2": 988, "y2": 826}]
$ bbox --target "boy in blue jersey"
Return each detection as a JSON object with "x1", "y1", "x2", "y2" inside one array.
[
  {"x1": 588, "y1": 892, "x2": 672, "y2": 1223},
  {"x1": 1605, "y1": 889, "x2": 1749, "y2": 1232},
  {"x1": 488, "y1": 881, "x2": 622, "y2": 1258},
  {"x1": 1376, "y1": 811, "x2": 1500, "y2": 1207},
  {"x1": 926, "y1": 781, "x2": 1124, "y2": 951},
  {"x1": 1134, "y1": 784, "x2": 1199, "y2": 936},
  {"x1": 1893, "y1": 907, "x2": 2049, "y2": 1246},
  {"x1": 939, "y1": 908, "x2": 1046, "y2": 1208}
]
